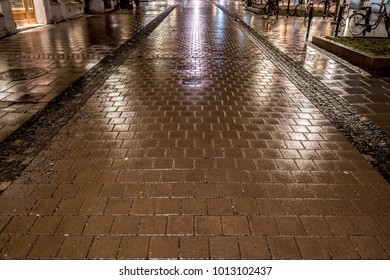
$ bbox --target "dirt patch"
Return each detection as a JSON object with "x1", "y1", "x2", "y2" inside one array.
[{"x1": 327, "y1": 36, "x2": 390, "y2": 56}]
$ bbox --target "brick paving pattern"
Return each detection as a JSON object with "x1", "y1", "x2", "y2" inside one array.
[
  {"x1": 0, "y1": 4, "x2": 167, "y2": 142},
  {"x1": 225, "y1": 1, "x2": 390, "y2": 135},
  {"x1": 0, "y1": 0, "x2": 390, "y2": 259}
]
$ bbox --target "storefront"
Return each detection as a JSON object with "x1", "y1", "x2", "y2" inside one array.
[
  {"x1": 0, "y1": 0, "x2": 117, "y2": 38},
  {"x1": 10, "y1": 0, "x2": 36, "y2": 26}
]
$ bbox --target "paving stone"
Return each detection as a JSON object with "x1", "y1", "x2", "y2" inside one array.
[
  {"x1": 117, "y1": 236, "x2": 150, "y2": 259},
  {"x1": 57, "y1": 236, "x2": 93, "y2": 259},
  {"x1": 156, "y1": 198, "x2": 181, "y2": 214},
  {"x1": 29, "y1": 216, "x2": 62, "y2": 235},
  {"x1": 325, "y1": 216, "x2": 359, "y2": 236},
  {"x1": 322, "y1": 237, "x2": 361, "y2": 259},
  {"x1": 54, "y1": 199, "x2": 84, "y2": 215},
  {"x1": 1, "y1": 235, "x2": 37, "y2": 259},
  {"x1": 79, "y1": 198, "x2": 108, "y2": 215},
  {"x1": 149, "y1": 236, "x2": 179, "y2": 259},
  {"x1": 257, "y1": 199, "x2": 285, "y2": 216},
  {"x1": 195, "y1": 216, "x2": 222, "y2": 235},
  {"x1": 0, "y1": 216, "x2": 11, "y2": 233},
  {"x1": 139, "y1": 216, "x2": 167, "y2": 235},
  {"x1": 83, "y1": 216, "x2": 114, "y2": 235},
  {"x1": 110, "y1": 216, "x2": 140, "y2": 235},
  {"x1": 56, "y1": 216, "x2": 87, "y2": 236},
  {"x1": 180, "y1": 236, "x2": 209, "y2": 259},
  {"x1": 300, "y1": 216, "x2": 333, "y2": 236},
  {"x1": 221, "y1": 216, "x2": 250, "y2": 235},
  {"x1": 167, "y1": 216, "x2": 194, "y2": 235},
  {"x1": 2, "y1": 216, "x2": 37, "y2": 235},
  {"x1": 350, "y1": 216, "x2": 386, "y2": 235},
  {"x1": 238, "y1": 236, "x2": 272, "y2": 259},
  {"x1": 30, "y1": 198, "x2": 60, "y2": 215},
  {"x1": 99, "y1": 183, "x2": 126, "y2": 198},
  {"x1": 182, "y1": 199, "x2": 207, "y2": 215},
  {"x1": 104, "y1": 198, "x2": 132, "y2": 215},
  {"x1": 267, "y1": 236, "x2": 302, "y2": 260},
  {"x1": 274, "y1": 216, "x2": 306, "y2": 236},
  {"x1": 232, "y1": 198, "x2": 259, "y2": 215},
  {"x1": 207, "y1": 198, "x2": 233, "y2": 215},
  {"x1": 29, "y1": 236, "x2": 64, "y2": 259},
  {"x1": 88, "y1": 236, "x2": 121, "y2": 259},
  {"x1": 210, "y1": 236, "x2": 240, "y2": 259},
  {"x1": 0, "y1": 199, "x2": 35, "y2": 215},
  {"x1": 295, "y1": 237, "x2": 330, "y2": 259}
]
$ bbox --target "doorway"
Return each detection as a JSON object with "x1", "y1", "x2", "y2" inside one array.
[{"x1": 10, "y1": 0, "x2": 37, "y2": 27}]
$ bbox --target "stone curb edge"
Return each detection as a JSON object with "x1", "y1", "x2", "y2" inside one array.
[{"x1": 312, "y1": 36, "x2": 390, "y2": 73}]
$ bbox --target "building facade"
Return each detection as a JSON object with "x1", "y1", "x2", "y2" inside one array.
[{"x1": 0, "y1": 0, "x2": 116, "y2": 38}]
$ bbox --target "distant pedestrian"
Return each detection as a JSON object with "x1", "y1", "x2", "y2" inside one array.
[{"x1": 133, "y1": 0, "x2": 139, "y2": 7}]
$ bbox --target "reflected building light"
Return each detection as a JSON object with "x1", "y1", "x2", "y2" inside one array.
[
  {"x1": 315, "y1": 60, "x2": 326, "y2": 69},
  {"x1": 69, "y1": 24, "x2": 85, "y2": 50},
  {"x1": 193, "y1": 0, "x2": 201, "y2": 8},
  {"x1": 243, "y1": 15, "x2": 253, "y2": 26},
  {"x1": 190, "y1": 0, "x2": 201, "y2": 51},
  {"x1": 109, "y1": 14, "x2": 119, "y2": 28}
]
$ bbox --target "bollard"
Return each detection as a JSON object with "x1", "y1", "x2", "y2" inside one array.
[
  {"x1": 306, "y1": 3, "x2": 314, "y2": 40},
  {"x1": 334, "y1": 3, "x2": 345, "y2": 37}
]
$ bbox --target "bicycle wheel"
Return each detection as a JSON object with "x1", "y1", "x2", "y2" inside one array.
[
  {"x1": 328, "y1": 3, "x2": 336, "y2": 17},
  {"x1": 295, "y1": 3, "x2": 306, "y2": 17},
  {"x1": 264, "y1": 3, "x2": 270, "y2": 15},
  {"x1": 348, "y1": 12, "x2": 367, "y2": 36},
  {"x1": 317, "y1": 1, "x2": 326, "y2": 9},
  {"x1": 271, "y1": 6, "x2": 279, "y2": 18},
  {"x1": 317, "y1": 1, "x2": 327, "y2": 16}
]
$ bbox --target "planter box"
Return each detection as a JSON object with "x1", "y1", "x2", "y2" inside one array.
[{"x1": 312, "y1": 36, "x2": 390, "y2": 73}]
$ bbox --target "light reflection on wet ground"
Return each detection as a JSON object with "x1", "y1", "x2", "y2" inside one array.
[{"x1": 0, "y1": 3, "x2": 169, "y2": 141}]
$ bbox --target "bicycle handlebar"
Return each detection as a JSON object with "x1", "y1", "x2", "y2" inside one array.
[{"x1": 362, "y1": 0, "x2": 390, "y2": 9}]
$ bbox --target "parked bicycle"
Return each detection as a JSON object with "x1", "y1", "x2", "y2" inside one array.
[
  {"x1": 348, "y1": 0, "x2": 390, "y2": 36},
  {"x1": 264, "y1": 0, "x2": 280, "y2": 18},
  {"x1": 317, "y1": 0, "x2": 337, "y2": 17},
  {"x1": 294, "y1": 0, "x2": 311, "y2": 18},
  {"x1": 244, "y1": 0, "x2": 253, "y2": 7},
  {"x1": 338, "y1": 2, "x2": 350, "y2": 28}
]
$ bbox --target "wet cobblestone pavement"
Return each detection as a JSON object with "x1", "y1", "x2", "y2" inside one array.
[
  {"x1": 223, "y1": 1, "x2": 390, "y2": 135},
  {"x1": 0, "y1": 0, "x2": 390, "y2": 259},
  {"x1": 0, "y1": 3, "x2": 168, "y2": 142}
]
